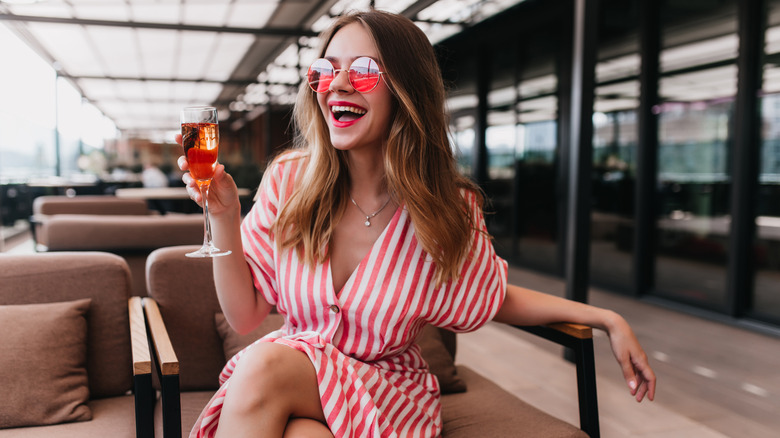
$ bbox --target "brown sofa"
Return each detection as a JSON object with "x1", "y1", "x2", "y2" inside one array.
[
  {"x1": 30, "y1": 195, "x2": 153, "y2": 248},
  {"x1": 31, "y1": 196, "x2": 204, "y2": 296},
  {"x1": 143, "y1": 245, "x2": 598, "y2": 438},
  {"x1": 32, "y1": 195, "x2": 152, "y2": 217},
  {"x1": 0, "y1": 252, "x2": 153, "y2": 437}
]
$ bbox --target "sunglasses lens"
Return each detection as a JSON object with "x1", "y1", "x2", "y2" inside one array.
[
  {"x1": 308, "y1": 58, "x2": 334, "y2": 93},
  {"x1": 349, "y1": 57, "x2": 381, "y2": 92}
]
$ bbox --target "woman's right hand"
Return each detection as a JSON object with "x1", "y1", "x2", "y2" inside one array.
[{"x1": 176, "y1": 133, "x2": 240, "y2": 217}]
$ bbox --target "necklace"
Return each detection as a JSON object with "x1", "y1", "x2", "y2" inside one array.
[{"x1": 350, "y1": 195, "x2": 392, "y2": 227}]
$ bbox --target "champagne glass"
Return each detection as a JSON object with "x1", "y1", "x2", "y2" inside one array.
[{"x1": 181, "y1": 106, "x2": 231, "y2": 258}]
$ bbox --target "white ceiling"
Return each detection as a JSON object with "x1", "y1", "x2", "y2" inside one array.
[
  {"x1": 0, "y1": 0, "x2": 526, "y2": 140},
  {"x1": 3, "y1": 0, "x2": 768, "y2": 141}
]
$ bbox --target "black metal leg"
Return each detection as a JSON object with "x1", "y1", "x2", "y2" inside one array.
[
  {"x1": 133, "y1": 373, "x2": 155, "y2": 438},
  {"x1": 575, "y1": 338, "x2": 599, "y2": 438},
  {"x1": 161, "y1": 374, "x2": 182, "y2": 438}
]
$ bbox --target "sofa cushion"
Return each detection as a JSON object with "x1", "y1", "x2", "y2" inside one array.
[
  {"x1": 0, "y1": 299, "x2": 92, "y2": 429},
  {"x1": 0, "y1": 396, "x2": 139, "y2": 438},
  {"x1": 0, "y1": 252, "x2": 133, "y2": 398},
  {"x1": 33, "y1": 195, "x2": 151, "y2": 216},
  {"x1": 418, "y1": 325, "x2": 467, "y2": 394},
  {"x1": 41, "y1": 214, "x2": 203, "y2": 251},
  {"x1": 145, "y1": 247, "x2": 226, "y2": 391},
  {"x1": 441, "y1": 366, "x2": 587, "y2": 438}
]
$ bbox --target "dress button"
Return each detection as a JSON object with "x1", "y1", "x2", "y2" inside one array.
[{"x1": 329, "y1": 304, "x2": 340, "y2": 313}]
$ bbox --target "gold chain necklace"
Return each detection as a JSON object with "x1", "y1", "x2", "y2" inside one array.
[{"x1": 350, "y1": 195, "x2": 392, "y2": 227}]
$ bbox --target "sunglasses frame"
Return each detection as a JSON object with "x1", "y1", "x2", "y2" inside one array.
[{"x1": 307, "y1": 56, "x2": 385, "y2": 93}]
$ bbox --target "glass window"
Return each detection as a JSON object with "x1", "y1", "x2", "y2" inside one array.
[
  {"x1": 650, "y1": 0, "x2": 737, "y2": 310},
  {"x1": 0, "y1": 24, "x2": 57, "y2": 180},
  {"x1": 591, "y1": 107, "x2": 638, "y2": 293},
  {"x1": 0, "y1": 24, "x2": 117, "y2": 182},
  {"x1": 450, "y1": 112, "x2": 476, "y2": 177},
  {"x1": 589, "y1": 0, "x2": 640, "y2": 294},
  {"x1": 754, "y1": 2, "x2": 780, "y2": 322},
  {"x1": 654, "y1": 97, "x2": 733, "y2": 309},
  {"x1": 512, "y1": 94, "x2": 560, "y2": 272}
]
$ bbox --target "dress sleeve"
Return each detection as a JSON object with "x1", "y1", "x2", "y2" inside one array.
[
  {"x1": 240, "y1": 152, "x2": 303, "y2": 306},
  {"x1": 429, "y1": 189, "x2": 508, "y2": 332}
]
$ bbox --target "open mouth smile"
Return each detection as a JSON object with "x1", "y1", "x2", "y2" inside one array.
[{"x1": 330, "y1": 103, "x2": 367, "y2": 127}]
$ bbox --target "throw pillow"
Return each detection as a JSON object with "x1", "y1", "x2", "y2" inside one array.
[
  {"x1": 0, "y1": 299, "x2": 92, "y2": 429},
  {"x1": 214, "y1": 312, "x2": 286, "y2": 360},
  {"x1": 417, "y1": 325, "x2": 467, "y2": 394}
]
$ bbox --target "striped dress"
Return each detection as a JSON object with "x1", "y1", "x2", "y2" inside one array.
[{"x1": 191, "y1": 151, "x2": 507, "y2": 437}]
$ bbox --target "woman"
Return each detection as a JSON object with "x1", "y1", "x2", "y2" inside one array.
[{"x1": 180, "y1": 10, "x2": 655, "y2": 438}]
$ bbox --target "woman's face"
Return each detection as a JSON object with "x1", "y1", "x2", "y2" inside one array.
[{"x1": 317, "y1": 23, "x2": 393, "y2": 153}]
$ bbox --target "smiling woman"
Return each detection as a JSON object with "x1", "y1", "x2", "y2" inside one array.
[
  {"x1": 177, "y1": 9, "x2": 655, "y2": 438},
  {"x1": 181, "y1": 10, "x2": 505, "y2": 438}
]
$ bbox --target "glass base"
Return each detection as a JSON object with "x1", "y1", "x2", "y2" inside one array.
[{"x1": 185, "y1": 245, "x2": 232, "y2": 258}]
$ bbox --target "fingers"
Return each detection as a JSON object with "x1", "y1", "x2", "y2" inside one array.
[
  {"x1": 637, "y1": 363, "x2": 657, "y2": 402},
  {"x1": 607, "y1": 316, "x2": 656, "y2": 403},
  {"x1": 620, "y1": 357, "x2": 640, "y2": 396},
  {"x1": 622, "y1": 354, "x2": 657, "y2": 402},
  {"x1": 175, "y1": 133, "x2": 200, "y2": 203},
  {"x1": 181, "y1": 172, "x2": 201, "y2": 203}
]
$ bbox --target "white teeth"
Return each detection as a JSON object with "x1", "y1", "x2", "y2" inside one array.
[{"x1": 331, "y1": 105, "x2": 366, "y2": 115}]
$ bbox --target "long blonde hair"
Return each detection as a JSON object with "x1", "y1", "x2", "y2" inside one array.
[{"x1": 273, "y1": 10, "x2": 482, "y2": 285}]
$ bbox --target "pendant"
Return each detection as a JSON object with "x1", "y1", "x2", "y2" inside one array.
[{"x1": 364, "y1": 219, "x2": 371, "y2": 227}]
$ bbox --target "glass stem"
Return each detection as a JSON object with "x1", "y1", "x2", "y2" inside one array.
[{"x1": 200, "y1": 182, "x2": 213, "y2": 248}]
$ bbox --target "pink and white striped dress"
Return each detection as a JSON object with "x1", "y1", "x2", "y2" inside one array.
[{"x1": 191, "y1": 151, "x2": 507, "y2": 437}]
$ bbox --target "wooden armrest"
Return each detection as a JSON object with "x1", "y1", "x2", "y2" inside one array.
[
  {"x1": 128, "y1": 296, "x2": 154, "y2": 438},
  {"x1": 547, "y1": 322, "x2": 592, "y2": 339},
  {"x1": 142, "y1": 297, "x2": 179, "y2": 376},
  {"x1": 128, "y1": 297, "x2": 151, "y2": 375}
]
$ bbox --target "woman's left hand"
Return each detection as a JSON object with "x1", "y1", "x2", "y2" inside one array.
[{"x1": 604, "y1": 312, "x2": 657, "y2": 402}]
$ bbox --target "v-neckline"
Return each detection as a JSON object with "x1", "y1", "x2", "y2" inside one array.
[{"x1": 328, "y1": 204, "x2": 403, "y2": 296}]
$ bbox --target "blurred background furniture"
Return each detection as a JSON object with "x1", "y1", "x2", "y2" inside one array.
[
  {"x1": 0, "y1": 252, "x2": 152, "y2": 437},
  {"x1": 38, "y1": 214, "x2": 203, "y2": 296},
  {"x1": 29, "y1": 195, "x2": 204, "y2": 296},
  {"x1": 143, "y1": 245, "x2": 598, "y2": 438},
  {"x1": 29, "y1": 195, "x2": 153, "y2": 249},
  {"x1": 115, "y1": 187, "x2": 254, "y2": 215}
]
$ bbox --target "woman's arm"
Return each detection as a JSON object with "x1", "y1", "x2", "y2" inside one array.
[
  {"x1": 493, "y1": 284, "x2": 657, "y2": 402},
  {"x1": 178, "y1": 145, "x2": 273, "y2": 334}
]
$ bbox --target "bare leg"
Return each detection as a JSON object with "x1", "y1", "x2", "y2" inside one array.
[{"x1": 214, "y1": 343, "x2": 332, "y2": 438}]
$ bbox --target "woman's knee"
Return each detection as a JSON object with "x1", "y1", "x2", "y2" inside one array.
[
  {"x1": 228, "y1": 343, "x2": 323, "y2": 418},
  {"x1": 231, "y1": 343, "x2": 299, "y2": 393}
]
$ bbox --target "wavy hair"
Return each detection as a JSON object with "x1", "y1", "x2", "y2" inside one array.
[{"x1": 273, "y1": 10, "x2": 482, "y2": 285}]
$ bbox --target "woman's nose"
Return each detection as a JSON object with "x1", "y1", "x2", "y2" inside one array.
[{"x1": 329, "y1": 68, "x2": 354, "y2": 93}]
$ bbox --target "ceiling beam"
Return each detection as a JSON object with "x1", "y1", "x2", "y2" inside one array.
[
  {"x1": 401, "y1": 0, "x2": 440, "y2": 19},
  {"x1": 62, "y1": 74, "x2": 300, "y2": 89},
  {"x1": 60, "y1": 74, "x2": 259, "y2": 86},
  {"x1": 0, "y1": 13, "x2": 318, "y2": 37}
]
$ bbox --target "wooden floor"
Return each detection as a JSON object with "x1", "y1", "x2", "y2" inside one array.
[
  {"x1": 457, "y1": 267, "x2": 780, "y2": 438},
  {"x1": 3, "y1": 228, "x2": 778, "y2": 437}
]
